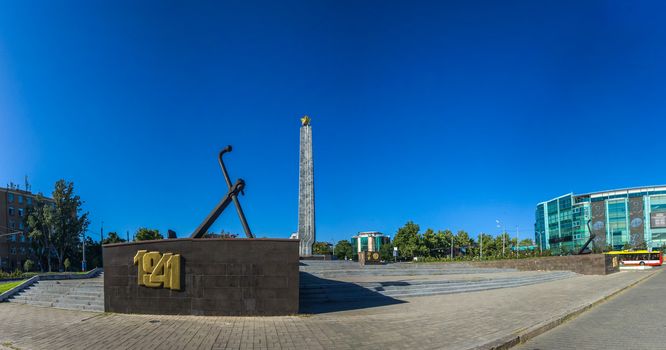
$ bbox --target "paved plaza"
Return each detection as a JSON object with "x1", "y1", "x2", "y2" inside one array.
[
  {"x1": 515, "y1": 267, "x2": 666, "y2": 350},
  {"x1": 0, "y1": 267, "x2": 657, "y2": 350}
]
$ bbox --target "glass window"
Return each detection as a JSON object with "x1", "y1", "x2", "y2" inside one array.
[
  {"x1": 8, "y1": 207, "x2": 14, "y2": 216},
  {"x1": 360, "y1": 237, "x2": 368, "y2": 251},
  {"x1": 7, "y1": 193, "x2": 14, "y2": 202},
  {"x1": 18, "y1": 208, "x2": 23, "y2": 217},
  {"x1": 27, "y1": 197, "x2": 32, "y2": 205},
  {"x1": 17, "y1": 195, "x2": 23, "y2": 204},
  {"x1": 10, "y1": 247, "x2": 16, "y2": 255},
  {"x1": 18, "y1": 222, "x2": 24, "y2": 230},
  {"x1": 9, "y1": 220, "x2": 15, "y2": 229}
]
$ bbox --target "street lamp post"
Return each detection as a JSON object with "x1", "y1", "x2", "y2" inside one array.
[
  {"x1": 450, "y1": 233, "x2": 454, "y2": 260},
  {"x1": 81, "y1": 232, "x2": 87, "y2": 272},
  {"x1": 516, "y1": 225, "x2": 519, "y2": 257},
  {"x1": 497, "y1": 219, "x2": 506, "y2": 257}
]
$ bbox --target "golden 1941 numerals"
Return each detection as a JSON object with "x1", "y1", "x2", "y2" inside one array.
[{"x1": 133, "y1": 250, "x2": 181, "y2": 290}]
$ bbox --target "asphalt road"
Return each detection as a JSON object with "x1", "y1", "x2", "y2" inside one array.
[{"x1": 515, "y1": 268, "x2": 666, "y2": 350}]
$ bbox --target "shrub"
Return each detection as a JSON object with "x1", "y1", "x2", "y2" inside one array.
[{"x1": 23, "y1": 259, "x2": 34, "y2": 272}]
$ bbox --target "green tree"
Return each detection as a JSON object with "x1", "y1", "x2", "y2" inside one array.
[
  {"x1": 23, "y1": 259, "x2": 34, "y2": 272},
  {"x1": 436, "y1": 230, "x2": 454, "y2": 258},
  {"x1": 455, "y1": 230, "x2": 472, "y2": 256},
  {"x1": 50, "y1": 180, "x2": 90, "y2": 272},
  {"x1": 313, "y1": 241, "x2": 332, "y2": 255},
  {"x1": 494, "y1": 232, "x2": 511, "y2": 257},
  {"x1": 333, "y1": 240, "x2": 354, "y2": 260},
  {"x1": 25, "y1": 193, "x2": 55, "y2": 272},
  {"x1": 520, "y1": 238, "x2": 534, "y2": 246},
  {"x1": 478, "y1": 233, "x2": 494, "y2": 258},
  {"x1": 63, "y1": 258, "x2": 71, "y2": 272},
  {"x1": 135, "y1": 228, "x2": 163, "y2": 241},
  {"x1": 379, "y1": 241, "x2": 394, "y2": 261},
  {"x1": 102, "y1": 232, "x2": 126, "y2": 244},
  {"x1": 393, "y1": 221, "x2": 421, "y2": 259},
  {"x1": 422, "y1": 228, "x2": 437, "y2": 257}
]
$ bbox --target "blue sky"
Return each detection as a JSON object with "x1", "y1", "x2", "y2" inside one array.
[{"x1": 2, "y1": 1, "x2": 666, "y2": 243}]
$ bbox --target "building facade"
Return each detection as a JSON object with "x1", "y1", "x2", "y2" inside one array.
[
  {"x1": 0, "y1": 184, "x2": 51, "y2": 271},
  {"x1": 535, "y1": 186, "x2": 666, "y2": 254},
  {"x1": 351, "y1": 231, "x2": 390, "y2": 256}
]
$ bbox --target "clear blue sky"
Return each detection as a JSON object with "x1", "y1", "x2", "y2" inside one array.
[{"x1": 2, "y1": 1, "x2": 666, "y2": 243}]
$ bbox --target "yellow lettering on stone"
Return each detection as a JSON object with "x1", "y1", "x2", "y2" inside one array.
[
  {"x1": 133, "y1": 250, "x2": 182, "y2": 290},
  {"x1": 142, "y1": 251, "x2": 163, "y2": 287},
  {"x1": 133, "y1": 250, "x2": 148, "y2": 285},
  {"x1": 166, "y1": 254, "x2": 181, "y2": 291},
  {"x1": 149, "y1": 253, "x2": 170, "y2": 286}
]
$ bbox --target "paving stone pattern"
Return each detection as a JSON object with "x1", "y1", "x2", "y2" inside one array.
[
  {"x1": 0, "y1": 269, "x2": 655, "y2": 350},
  {"x1": 514, "y1": 268, "x2": 665, "y2": 350}
]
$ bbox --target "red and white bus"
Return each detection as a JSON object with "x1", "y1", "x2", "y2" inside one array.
[{"x1": 605, "y1": 250, "x2": 663, "y2": 266}]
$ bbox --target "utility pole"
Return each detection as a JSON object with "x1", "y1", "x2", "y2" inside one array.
[
  {"x1": 450, "y1": 233, "x2": 454, "y2": 260},
  {"x1": 101, "y1": 221, "x2": 104, "y2": 243},
  {"x1": 495, "y1": 219, "x2": 506, "y2": 257},
  {"x1": 82, "y1": 232, "x2": 87, "y2": 272},
  {"x1": 479, "y1": 233, "x2": 483, "y2": 260},
  {"x1": 516, "y1": 225, "x2": 519, "y2": 256},
  {"x1": 126, "y1": 230, "x2": 130, "y2": 242}
]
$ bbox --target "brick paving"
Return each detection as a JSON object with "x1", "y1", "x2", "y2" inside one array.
[
  {"x1": 514, "y1": 268, "x2": 665, "y2": 350},
  {"x1": 0, "y1": 270, "x2": 656, "y2": 350}
]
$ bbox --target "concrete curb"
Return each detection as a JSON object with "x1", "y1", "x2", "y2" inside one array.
[
  {"x1": 467, "y1": 269, "x2": 661, "y2": 350},
  {"x1": 0, "y1": 276, "x2": 40, "y2": 302},
  {"x1": 38, "y1": 267, "x2": 103, "y2": 281},
  {"x1": 0, "y1": 268, "x2": 103, "y2": 302}
]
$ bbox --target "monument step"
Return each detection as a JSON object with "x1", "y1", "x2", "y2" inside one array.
[
  {"x1": 299, "y1": 272, "x2": 576, "y2": 302},
  {"x1": 300, "y1": 271, "x2": 574, "y2": 292}
]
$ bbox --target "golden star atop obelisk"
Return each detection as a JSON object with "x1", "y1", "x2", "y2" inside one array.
[{"x1": 301, "y1": 115, "x2": 311, "y2": 126}]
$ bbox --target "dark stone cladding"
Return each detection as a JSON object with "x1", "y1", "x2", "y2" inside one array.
[
  {"x1": 472, "y1": 254, "x2": 620, "y2": 275},
  {"x1": 103, "y1": 238, "x2": 299, "y2": 316}
]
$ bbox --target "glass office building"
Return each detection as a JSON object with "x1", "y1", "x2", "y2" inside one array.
[
  {"x1": 351, "y1": 231, "x2": 390, "y2": 257},
  {"x1": 535, "y1": 186, "x2": 666, "y2": 254}
]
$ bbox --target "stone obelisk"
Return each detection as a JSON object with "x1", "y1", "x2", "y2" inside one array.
[{"x1": 297, "y1": 115, "x2": 315, "y2": 256}]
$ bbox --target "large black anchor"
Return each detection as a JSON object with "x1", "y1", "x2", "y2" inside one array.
[{"x1": 191, "y1": 146, "x2": 254, "y2": 238}]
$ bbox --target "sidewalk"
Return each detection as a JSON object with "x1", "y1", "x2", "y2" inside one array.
[{"x1": 0, "y1": 270, "x2": 657, "y2": 350}]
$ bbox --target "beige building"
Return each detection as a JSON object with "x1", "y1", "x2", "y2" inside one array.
[{"x1": 0, "y1": 184, "x2": 52, "y2": 271}]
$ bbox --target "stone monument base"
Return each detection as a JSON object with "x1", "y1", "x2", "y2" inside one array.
[{"x1": 103, "y1": 238, "x2": 299, "y2": 316}]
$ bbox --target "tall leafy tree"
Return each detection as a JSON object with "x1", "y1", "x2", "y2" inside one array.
[
  {"x1": 313, "y1": 241, "x2": 332, "y2": 255},
  {"x1": 25, "y1": 193, "x2": 55, "y2": 272},
  {"x1": 379, "y1": 241, "x2": 394, "y2": 261},
  {"x1": 333, "y1": 240, "x2": 354, "y2": 260},
  {"x1": 102, "y1": 232, "x2": 126, "y2": 244},
  {"x1": 393, "y1": 221, "x2": 421, "y2": 258},
  {"x1": 422, "y1": 228, "x2": 437, "y2": 256},
  {"x1": 135, "y1": 228, "x2": 163, "y2": 241},
  {"x1": 455, "y1": 230, "x2": 472, "y2": 256},
  {"x1": 51, "y1": 180, "x2": 89, "y2": 272},
  {"x1": 436, "y1": 229, "x2": 455, "y2": 258}
]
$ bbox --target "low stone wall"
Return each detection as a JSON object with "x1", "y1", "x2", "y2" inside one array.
[
  {"x1": 472, "y1": 254, "x2": 619, "y2": 275},
  {"x1": 103, "y1": 238, "x2": 299, "y2": 316}
]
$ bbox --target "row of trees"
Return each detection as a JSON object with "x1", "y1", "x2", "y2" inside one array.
[
  {"x1": 329, "y1": 221, "x2": 538, "y2": 262},
  {"x1": 19, "y1": 179, "x2": 189, "y2": 272},
  {"x1": 25, "y1": 180, "x2": 90, "y2": 272},
  {"x1": 392, "y1": 221, "x2": 534, "y2": 260}
]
